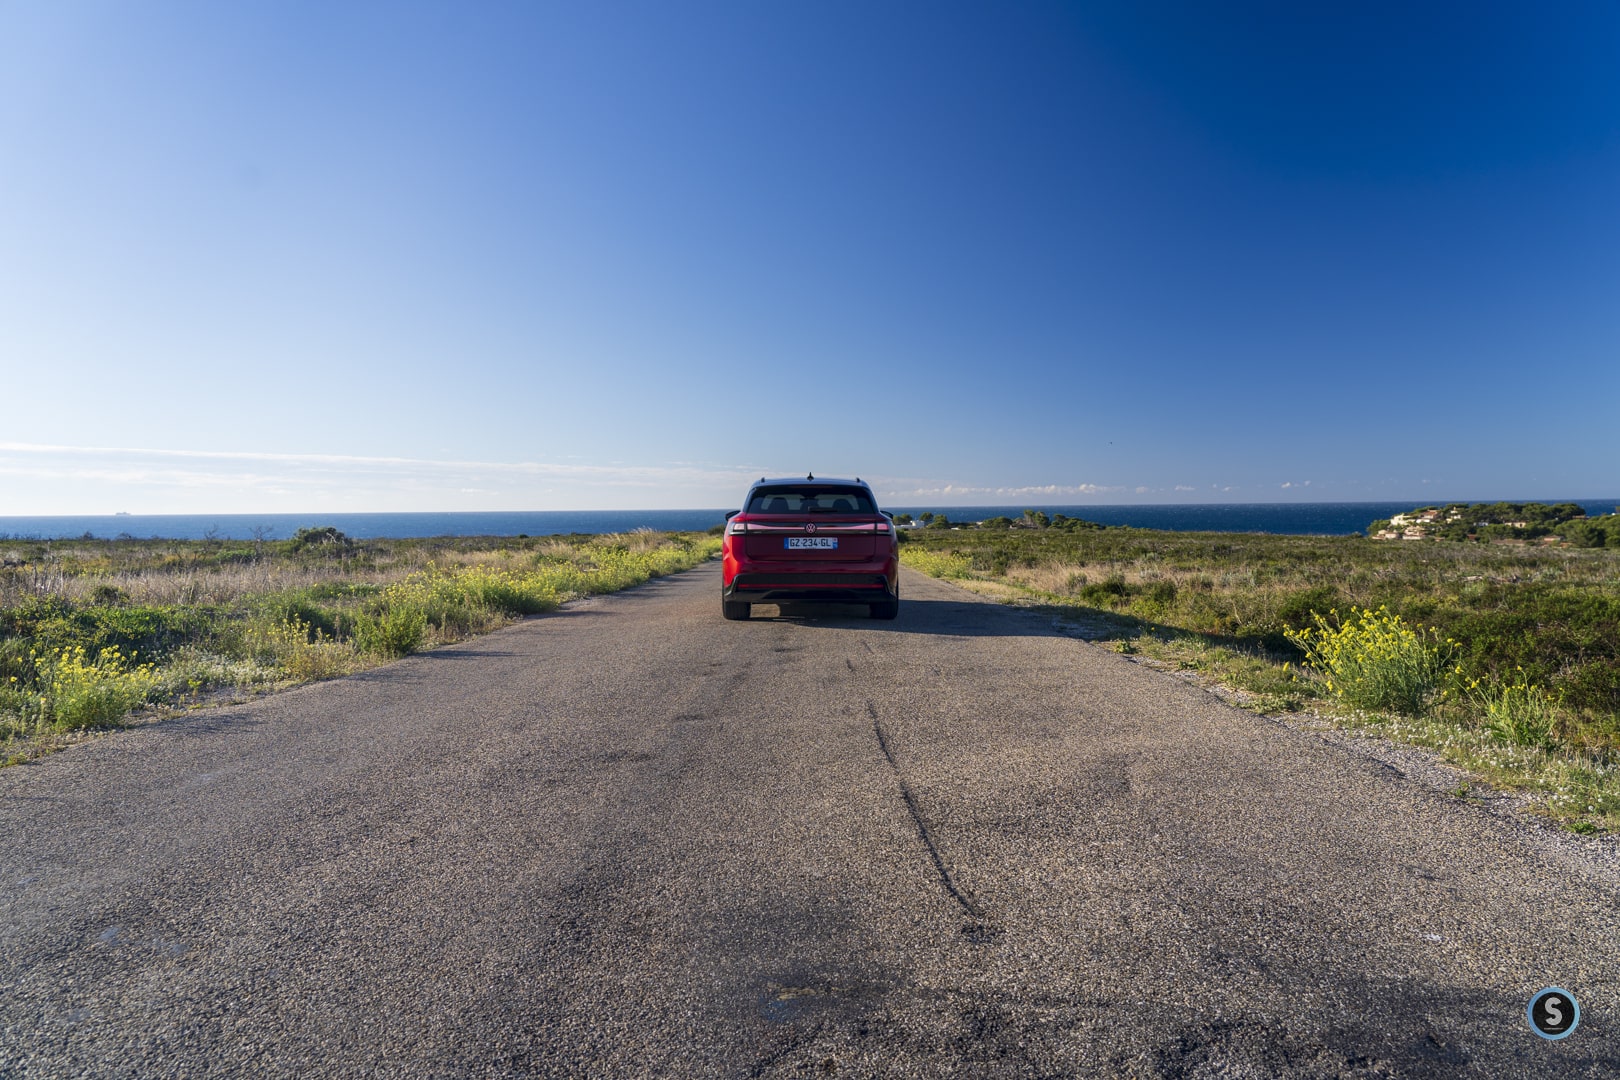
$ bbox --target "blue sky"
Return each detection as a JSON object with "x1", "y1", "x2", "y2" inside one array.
[{"x1": 3, "y1": 1, "x2": 1616, "y2": 513}]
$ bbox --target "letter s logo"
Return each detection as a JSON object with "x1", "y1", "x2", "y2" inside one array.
[{"x1": 1529, "y1": 987, "x2": 1578, "y2": 1040}]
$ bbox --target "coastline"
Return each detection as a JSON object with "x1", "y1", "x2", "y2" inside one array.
[{"x1": 5, "y1": 499, "x2": 1618, "y2": 542}]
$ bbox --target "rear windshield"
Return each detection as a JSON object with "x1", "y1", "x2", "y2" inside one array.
[{"x1": 746, "y1": 486, "x2": 876, "y2": 514}]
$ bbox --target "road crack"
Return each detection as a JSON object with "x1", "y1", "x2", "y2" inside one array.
[{"x1": 867, "y1": 701, "x2": 1001, "y2": 943}]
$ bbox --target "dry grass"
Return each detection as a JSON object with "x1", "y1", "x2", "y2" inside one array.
[
  {"x1": 1003, "y1": 560, "x2": 1090, "y2": 595},
  {"x1": 0, "y1": 542, "x2": 575, "y2": 609}
]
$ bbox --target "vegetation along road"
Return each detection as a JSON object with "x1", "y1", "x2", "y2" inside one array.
[{"x1": 3, "y1": 561, "x2": 1618, "y2": 1076}]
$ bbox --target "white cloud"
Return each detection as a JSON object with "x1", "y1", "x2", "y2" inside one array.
[
  {"x1": 878, "y1": 480, "x2": 1127, "y2": 501},
  {"x1": 0, "y1": 441, "x2": 770, "y2": 513}
]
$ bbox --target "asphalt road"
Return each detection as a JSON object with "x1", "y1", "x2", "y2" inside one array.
[{"x1": 3, "y1": 563, "x2": 1617, "y2": 1078}]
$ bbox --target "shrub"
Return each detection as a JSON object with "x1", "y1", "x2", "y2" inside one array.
[
  {"x1": 35, "y1": 644, "x2": 158, "y2": 731},
  {"x1": 452, "y1": 566, "x2": 560, "y2": 613},
  {"x1": 353, "y1": 605, "x2": 427, "y2": 658},
  {"x1": 91, "y1": 584, "x2": 128, "y2": 605},
  {"x1": 1276, "y1": 586, "x2": 1341, "y2": 631},
  {"x1": 248, "y1": 618, "x2": 356, "y2": 680},
  {"x1": 0, "y1": 638, "x2": 36, "y2": 687},
  {"x1": 973, "y1": 550, "x2": 1012, "y2": 575},
  {"x1": 257, "y1": 594, "x2": 345, "y2": 639},
  {"x1": 1079, "y1": 575, "x2": 1131, "y2": 608},
  {"x1": 280, "y1": 639, "x2": 355, "y2": 680},
  {"x1": 900, "y1": 549, "x2": 973, "y2": 579},
  {"x1": 1474, "y1": 674, "x2": 1563, "y2": 750},
  {"x1": 289, "y1": 526, "x2": 353, "y2": 554},
  {"x1": 1285, "y1": 606, "x2": 1454, "y2": 716},
  {"x1": 0, "y1": 685, "x2": 46, "y2": 741}
]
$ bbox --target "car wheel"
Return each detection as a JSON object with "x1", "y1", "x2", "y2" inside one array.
[
  {"x1": 869, "y1": 599, "x2": 899, "y2": 620},
  {"x1": 722, "y1": 599, "x2": 751, "y2": 621}
]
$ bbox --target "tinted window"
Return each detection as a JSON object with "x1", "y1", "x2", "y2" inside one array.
[{"x1": 747, "y1": 487, "x2": 875, "y2": 513}]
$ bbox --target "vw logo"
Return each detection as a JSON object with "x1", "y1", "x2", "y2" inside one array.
[{"x1": 804, "y1": 523, "x2": 816, "y2": 534}]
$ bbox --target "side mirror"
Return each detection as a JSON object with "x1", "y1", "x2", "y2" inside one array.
[{"x1": 724, "y1": 510, "x2": 739, "y2": 520}]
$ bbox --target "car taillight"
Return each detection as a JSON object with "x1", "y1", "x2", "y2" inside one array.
[
  {"x1": 875, "y1": 521, "x2": 890, "y2": 532},
  {"x1": 726, "y1": 520, "x2": 749, "y2": 535}
]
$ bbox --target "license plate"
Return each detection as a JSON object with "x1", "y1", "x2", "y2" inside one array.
[{"x1": 786, "y1": 537, "x2": 838, "y2": 550}]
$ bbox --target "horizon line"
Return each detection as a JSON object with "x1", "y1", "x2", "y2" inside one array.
[{"x1": 2, "y1": 496, "x2": 1617, "y2": 519}]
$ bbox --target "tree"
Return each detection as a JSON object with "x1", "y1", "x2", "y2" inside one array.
[
  {"x1": 290, "y1": 526, "x2": 353, "y2": 553},
  {"x1": 1558, "y1": 515, "x2": 1620, "y2": 549}
]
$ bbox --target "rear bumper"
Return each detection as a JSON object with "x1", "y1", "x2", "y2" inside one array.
[{"x1": 723, "y1": 571, "x2": 897, "y2": 604}]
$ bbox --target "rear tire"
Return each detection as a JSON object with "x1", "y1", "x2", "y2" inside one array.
[
  {"x1": 722, "y1": 599, "x2": 751, "y2": 621},
  {"x1": 869, "y1": 598, "x2": 899, "y2": 620}
]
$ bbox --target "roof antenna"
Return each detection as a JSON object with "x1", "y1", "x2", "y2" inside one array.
[{"x1": 806, "y1": 472, "x2": 814, "y2": 481}]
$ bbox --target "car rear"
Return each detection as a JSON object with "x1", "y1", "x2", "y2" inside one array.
[{"x1": 721, "y1": 478, "x2": 900, "y2": 620}]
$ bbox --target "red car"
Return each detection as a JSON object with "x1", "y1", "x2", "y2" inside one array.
[{"x1": 721, "y1": 475, "x2": 900, "y2": 621}]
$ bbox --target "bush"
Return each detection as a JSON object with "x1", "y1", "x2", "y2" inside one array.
[
  {"x1": 1079, "y1": 575, "x2": 1131, "y2": 607},
  {"x1": 900, "y1": 549, "x2": 973, "y2": 579},
  {"x1": 35, "y1": 644, "x2": 158, "y2": 731},
  {"x1": 91, "y1": 584, "x2": 128, "y2": 605},
  {"x1": 1444, "y1": 590, "x2": 1620, "y2": 715},
  {"x1": 1285, "y1": 606, "x2": 1454, "y2": 716},
  {"x1": 1474, "y1": 674, "x2": 1563, "y2": 750},
  {"x1": 353, "y1": 605, "x2": 427, "y2": 658},
  {"x1": 289, "y1": 526, "x2": 353, "y2": 554},
  {"x1": 0, "y1": 684, "x2": 46, "y2": 741},
  {"x1": 3, "y1": 597, "x2": 200, "y2": 659},
  {"x1": 257, "y1": 595, "x2": 344, "y2": 639},
  {"x1": 0, "y1": 638, "x2": 36, "y2": 688},
  {"x1": 1276, "y1": 586, "x2": 1341, "y2": 631},
  {"x1": 248, "y1": 618, "x2": 356, "y2": 680}
]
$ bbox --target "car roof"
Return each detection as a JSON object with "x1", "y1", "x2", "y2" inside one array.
[{"x1": 750, "y1": 476, "x2": 870, "y2": 488}]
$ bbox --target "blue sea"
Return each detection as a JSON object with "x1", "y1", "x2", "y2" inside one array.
[{"x1": 1, "y1": 501, "x2": 1615, "y2": 542}]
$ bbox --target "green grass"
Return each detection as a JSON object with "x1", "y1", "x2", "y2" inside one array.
[
  {"x1": 901, "y1": 523, "x2": 1620, "y2": 831},
  {"x1": 0, "y1": 529, "x2": 720, "y2": 761}
]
